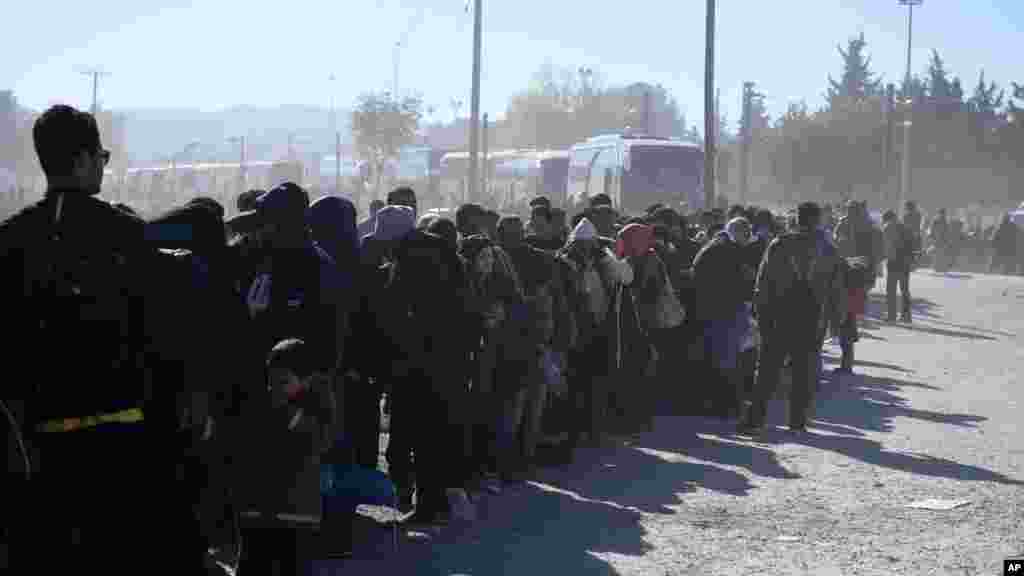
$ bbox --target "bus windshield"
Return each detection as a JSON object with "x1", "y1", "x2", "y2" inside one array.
[{"x1": 623, "y1": 145, "x2": 702, "y2": 212}]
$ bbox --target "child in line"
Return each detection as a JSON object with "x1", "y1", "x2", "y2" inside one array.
[{"x1": 238, "y1": 338, "x2": 337, "y2": 575}]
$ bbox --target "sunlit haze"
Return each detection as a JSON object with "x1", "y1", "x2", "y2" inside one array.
[{"x1": 5, "y1": 1, "x2": 1022, "y2": 123}]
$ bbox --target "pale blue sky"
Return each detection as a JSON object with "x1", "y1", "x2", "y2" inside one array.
[{"x1": 4, "y1": 0, "x2": 1022, "y2": 132}]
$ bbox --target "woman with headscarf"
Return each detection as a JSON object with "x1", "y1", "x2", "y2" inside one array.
[
  {"x1": 349, "y1": 204, "x2": 439, "y2": 517},
  {"x1": 145, "y1": 199, "x2": 254, "y2": 566},
  {"x1": 611, "y1": 223, "x2": 664, "y2": 433},
  {"x1": 310, "y1": 196, "x2": 359, "y2": 276},
  {"x1": 307, "y1": 195, "x2": 378, "y2": 548},
  {"x1": 559, "y1": 217, "x2": 634, "y2": 451},
  {"x1": 346, "y1": 203, "x2": 416, "y2": 463},
  {"x1": 691, "y1": 217, "x2": 754, "y2": 419}
]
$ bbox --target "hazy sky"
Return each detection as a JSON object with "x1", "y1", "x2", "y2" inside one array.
[{"x1": 4, "y1": 0, "x2": 1022, "y2": 131}]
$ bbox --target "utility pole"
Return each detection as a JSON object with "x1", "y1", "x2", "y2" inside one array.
[
  {"x1": 482, "y1": 113, "x2": 489, "y2": 202},
  {"x1": 740, "y1": 82, "x2": 752, "y2": 205},
  {"x1": 467, "y1": 0, "x2": 483, "y2": 204},
  {"x1": 703, "y1": 0, "x2": 716, "y2": 211},
  {"x1": 78, "y1": 67, "x2": 110, "y2": 116},
  {"x1": 898, "y1": 0, "x2": 922, "y2": 212},
  {"x1": 644, "y1": 90, "x2": 652, "y2": 135},
  {"x1": 336, "y1": 132, "x2": 342, "y2": 197},
  {"x1": 393, "y1": 41, "x2": 401, "y2": 99}
]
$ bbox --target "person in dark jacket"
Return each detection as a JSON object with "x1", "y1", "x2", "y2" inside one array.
[
  {"x1": 990, "y1": 214, "x2": 1019, "y2": 275},
  {"x1": 740, "y1": 202, "x2": 844, "y2": 435},
  {"x1": 691, "y1": 218, "x2": 754, "y2": 418},
  {"x1": 882, "y1": 210, "x2": 914, "y2": 322},
  {"x1": 0, "y1": 105, "x2": 213, "y2": 574}
]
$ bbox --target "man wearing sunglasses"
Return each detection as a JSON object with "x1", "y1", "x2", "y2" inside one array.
[{"x1": 0, "y1": 105, "x2": 217, "y2": 574}]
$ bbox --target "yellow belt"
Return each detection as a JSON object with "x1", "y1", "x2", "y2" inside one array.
[{"x1": 36, "y1": 408, "x2": 144, "y2": 433}]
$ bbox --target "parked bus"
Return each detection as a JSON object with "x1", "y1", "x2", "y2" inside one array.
[
  {"x1": 392, "y1": 146, "x2": 447, "y2": 209},
  {"x1": 439, "y1": 149, "x2": 533, "y2": 209},
  {"x1": 105, "y1": 159, "x2": 304, "y2": 216},
  {"x1": 488, "y1": 150, "x2": 570, "y2": 210},
  {"x1": 566, "y1": 133, "x2": 703, "y2": 214}
]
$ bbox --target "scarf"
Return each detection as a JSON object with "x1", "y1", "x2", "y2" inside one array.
[
  {"x1": 616, "y1": 223, "x2": 655, "y2": 259},
  {"x1": 309, "y1": 195, "x2": 358, "y2": 272}
]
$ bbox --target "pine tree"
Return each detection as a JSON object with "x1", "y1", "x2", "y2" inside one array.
[
  {"x1": 827, "y1": 33, "x2": 883, "y2": 109},
  {"x1": 967, "y1": 70, "x2": 1004, "y2": 116},
  {"x1": 925, "y1": 50, "x2": 964, "y2": 108}
]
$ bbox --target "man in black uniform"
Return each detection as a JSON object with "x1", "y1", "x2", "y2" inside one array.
[{"x1": 0, "y1": 106, "x2": 209, "y2": 573}]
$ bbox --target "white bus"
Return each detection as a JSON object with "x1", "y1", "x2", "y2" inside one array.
[
  {"x1": 104, "y1": 159, "x2": 303, "y2": 216},
  {"x1": 567, "y1": 133, "x2": 704, "y2": 214},
  {"x1": 439, "y1": 149, "x2": 534, "y2": 209},
  {"x1": 489, "y1": 150, "x2": 570, "y2": 210}
]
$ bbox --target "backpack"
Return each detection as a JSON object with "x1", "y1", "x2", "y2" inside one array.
[
  {"x1": 369, "y1": 231, "x2": 465, "y2": 375},
  {"x1": 775, "y1": 232, "x2": 821, "y2": 319},
  {"x1": 459, "y1": 235, "x2": 523, "y2": 330}
]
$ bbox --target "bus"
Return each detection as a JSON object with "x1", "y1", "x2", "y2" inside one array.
[
  {"x1": 566, "y1": 133, "x2": 703, "y2": 215},
  {"x1": 104, "y1": 159, "x2": 304, "y2": 217},
  {"x1": 488, "y1": 150, "x2": 570, "y2": 210},
  {"x1": 317, "y1": 155, "x2": 366, "y2": 195},
  {"x1": 392, "y1": 146, "x2": 447, "y2": 209},
  {"x1": 439, "y1": 149, "x2": 559, "y2": 210}
]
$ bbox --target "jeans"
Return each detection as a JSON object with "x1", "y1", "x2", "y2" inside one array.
[{"x1": 886, "y1": 263, "x2": 911, "y2": 320}]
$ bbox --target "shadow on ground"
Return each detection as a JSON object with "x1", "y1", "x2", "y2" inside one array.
[
  {"x1": 866, "y1": 292, "x2": 942, "y2": 320},
  {"x1": 542, "y1": 419, "x2": 799, "y2": 516},
  {"x1": 862, "y1": 294, "x2": 998, "y2": 341},
  {"x1": 819, "y1": 353, "x2": 918, "y2": 375},
  {"x1": 319, "y1": 475, "x2": 647, "y2": 575},
  {"x1": 762, "y1": 369, "x2": 1024, "y2": 487},
  {"x1": 812, "y1": 365, "x2": 982, "y2": 434}
]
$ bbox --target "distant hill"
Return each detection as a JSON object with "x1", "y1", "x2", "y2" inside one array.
[{"x1": 117, "y1": 104, "x2": 352, "y2": 166}]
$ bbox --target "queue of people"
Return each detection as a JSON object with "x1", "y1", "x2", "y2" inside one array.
[{"x1": 1, "y1": 105, "x2": 947, "y2": 575}]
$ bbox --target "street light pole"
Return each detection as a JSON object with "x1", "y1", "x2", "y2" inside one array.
[
  {"x1": 78, "y1": 67, "x2": 110, "y2": 116},
  {"x1": 467, "y1": 0, "x2": 483, "y2": 204},
  {"x1": 393, "y1": 42, "x2": 401, "y2": 99},
  {"x1": 898, "y1": 0, "x2": 922, "y2": 212},
  {"x1": 703, "y1": 0, "x2": 716, "y2": 211}
]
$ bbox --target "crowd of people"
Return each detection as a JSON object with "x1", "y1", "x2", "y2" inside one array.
[{"x1": 1, "y1": 105, "x2": 1017, "y2": 575}]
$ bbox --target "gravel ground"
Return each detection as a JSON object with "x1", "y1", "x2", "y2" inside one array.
[{"x1": 316, "y1": 269, "x2": 1024, "y2": 576}]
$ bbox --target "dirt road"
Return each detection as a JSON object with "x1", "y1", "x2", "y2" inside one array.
[{"x1": 317, "y1": 270, "x2": 1024, "y2": 576}]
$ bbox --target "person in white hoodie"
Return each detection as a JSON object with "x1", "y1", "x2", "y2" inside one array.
[{"x1": 560, "y1": 217, "x2": 633, "y2": 452}]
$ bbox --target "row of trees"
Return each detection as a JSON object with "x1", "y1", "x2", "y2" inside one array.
[
  {"x1": 348, "y1": 65, "x2": 695, "y2": 187},
  {"x1": 730, "y1": 34, "x2": 1024, "y2": 212},
  {"x1": 328, "y1": 35, "x2": 1024, "y2": 213}
]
